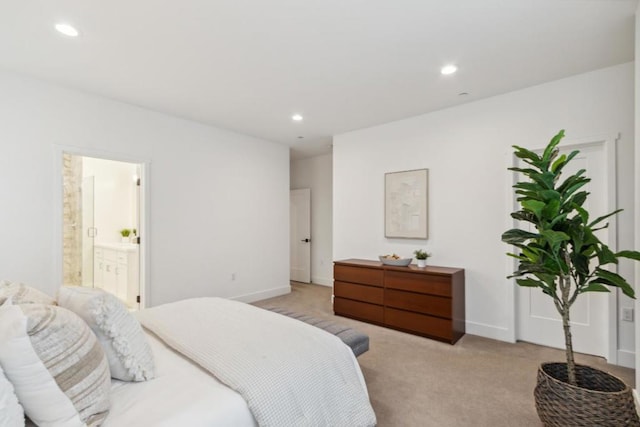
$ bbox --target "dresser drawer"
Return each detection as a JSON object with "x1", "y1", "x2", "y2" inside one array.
[
  {"x1": 334, "y1": 297, "x2": 383, "y2": 323},
  {"x1": 385, "y1": 270, "x2": 451, "y2": 297},
  {"x1": 334, "y1": 265, "x2": 383, "y2": 287},
  {"x1": 385, "y1": 308, "x2": 453, "y2": 341},
  {"x1": 334, "y1": 281, "x2": 383, "y2": 305},
  {"x1": 385, "y1": 289, "x2": 451, "y2": 318}
]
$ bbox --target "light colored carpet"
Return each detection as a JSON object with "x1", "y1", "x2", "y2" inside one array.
[{"x1": 254, "y1": 283, "x2": 636, "y2": 427}]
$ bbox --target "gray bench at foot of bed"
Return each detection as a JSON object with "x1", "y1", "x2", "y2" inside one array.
[{"x1": 264, "y1": 307, "x2": 369, "y2": 357}]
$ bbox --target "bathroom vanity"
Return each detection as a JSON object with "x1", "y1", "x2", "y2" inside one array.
[{"x1": 94, "y1": 243, "x2": 139, "y2": 308}]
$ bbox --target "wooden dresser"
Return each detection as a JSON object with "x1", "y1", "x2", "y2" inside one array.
[{"x1": 334, "y1": 259, "x2": 465, "y2": 344}]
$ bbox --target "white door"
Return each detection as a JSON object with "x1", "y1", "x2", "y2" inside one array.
[
  {"x1": 516, "y1": 141, "x2": 613, "y2": 359},
  {"x1": 290, "y1": 189, "x2": 311, "y2": 283}
]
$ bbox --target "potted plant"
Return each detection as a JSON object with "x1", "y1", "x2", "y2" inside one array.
[
  {"x1": 502, "y1": 130, "x2": 640, "y2": 426},
  {"x1": 120, "y1": 228, "x2": 131, "y2": 243},
  {"x1": 413, "y1": 249, "x2": 430, "y2": 268}
]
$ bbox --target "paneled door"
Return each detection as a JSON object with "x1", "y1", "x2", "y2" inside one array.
[
  {"x1": 516, "y1": 139, "x2": 615, "y2": 360},
  {"x1": 290, "y1": 189, "x2": 311, "y2": 283}
]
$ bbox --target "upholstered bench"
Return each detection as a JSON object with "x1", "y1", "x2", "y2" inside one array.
[{"x1": 264, "y1": 307, "x2": 370, "y2": 357}]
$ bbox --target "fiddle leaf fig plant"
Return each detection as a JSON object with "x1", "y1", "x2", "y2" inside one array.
[{"x1": 502, "y1": 130, "x2": 640, "y2": 386}]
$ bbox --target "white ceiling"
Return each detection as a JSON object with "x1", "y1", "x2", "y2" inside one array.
[{"x1": 0, "y1": 1, "x2": 636, "y2": 159}]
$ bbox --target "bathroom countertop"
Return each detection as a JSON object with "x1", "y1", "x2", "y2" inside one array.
[{"x1": 94, "y1": 242, "x2": 139, "y2": 252}]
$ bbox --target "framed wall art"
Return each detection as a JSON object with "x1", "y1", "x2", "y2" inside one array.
[{"x1": 384, "y1": 168, "x2": 428, "y2": 239}]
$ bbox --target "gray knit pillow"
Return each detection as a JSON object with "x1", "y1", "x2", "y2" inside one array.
[
  {"x1": 0, "y1": 301, "x2": 111, "y2": 426},
  {"x1": 0, "y1": 280, "x2": 55, "y2": 305},
  {"x1": 58, "y1": 286, "x2": 155, "y2": 382}
]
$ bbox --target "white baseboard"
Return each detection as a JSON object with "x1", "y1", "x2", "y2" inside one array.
[
  {"x1": 465, "y1": 320, "x2": 515, "y2": 343},
  {"x1": 231, "y1": 285, "x2": 291, "y2": 304},
  {"x1": 311, "y1": 276, "x2": 332, "y2": 287},
  {"x1": 617, "y1": 349, "x2": 636, "y2": 369}
]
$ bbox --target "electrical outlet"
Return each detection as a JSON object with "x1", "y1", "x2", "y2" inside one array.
[{"x1": 622, "y1": 307, "x2": 634, "y2": 322}]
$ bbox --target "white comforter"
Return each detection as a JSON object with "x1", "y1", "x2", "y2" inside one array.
[{"x1": 136, "y1": 298, "x2": 377, "y2": 427}]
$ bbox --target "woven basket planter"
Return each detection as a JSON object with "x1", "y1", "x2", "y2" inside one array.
[{"x1": 535, "y1": 362, "x2": 640, "y2": 426}]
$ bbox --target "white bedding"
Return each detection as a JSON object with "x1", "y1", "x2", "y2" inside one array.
[
  {"x1": 104, "y1": 332, "x2": 257, "y2": 427},
  {"x1": 137, "y1": 298, "x2": 376, "y2": 427}
]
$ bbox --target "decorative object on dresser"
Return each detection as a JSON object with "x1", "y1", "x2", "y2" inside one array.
[
  {"x1": 413, "y1": 249, "x2": 431, "y2": 268},
  {"x1": 333, "y1": 259, "x2": 465, "y2": 344},
  {"x1": 385, "y1": 168, "x2": 428, "y2": 239},
  {"x1": 378, "y1": 254, "x2": 412, "y2": 266}
]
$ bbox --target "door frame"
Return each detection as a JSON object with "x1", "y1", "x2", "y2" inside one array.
[
  {"x1": 52, "y1": 144, "x2": 151, "y2": 308},
  {"x1": 505, "y1": 133, "x2": 619, "y2": 363}
]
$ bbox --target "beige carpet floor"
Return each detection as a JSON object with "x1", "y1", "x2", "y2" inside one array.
[{"x1": 254, "y1": 283, "x2": 636, "y2": 427}]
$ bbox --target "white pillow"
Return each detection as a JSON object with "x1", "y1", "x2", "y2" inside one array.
[
  {"x1": 0, "y1": 280, "x2": 55, "y2": 306},
  {"x1": 0, "y1": 300, "x2": 111, "y2": 427},
  {"x1": 0, "y1": 362, "x2": 25, "y2": 427},
  {"x1": 57, "y1": 286, "x2": 155, "y2": 382}
]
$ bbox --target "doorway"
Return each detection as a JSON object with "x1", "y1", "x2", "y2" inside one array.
[
  {"x1": 514, "y1": 137, "x2": 617, "y2": 361},
  {"x1": 290, "y1": 188, "x2": 311, "y2": 283},
  {"x1": 61, "y1": 153, "x2": 143, "y2": 309}
]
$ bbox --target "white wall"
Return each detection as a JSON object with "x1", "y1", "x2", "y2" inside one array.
[
  {"x1": 635, "y1": 4, "x2": 639, "y2": 386},
  {"x1": 0, "y1": 70, "x2": 290, "y2": 307},
  {"x1": 290, "y1": 153, "x2": 333, "y2": 286},
  {"x1": 83, "y1": 157, "x2": 138, "y2": 243},
  {"x1": 334, "y1": 63, "x2": 635, "y2": 362}
]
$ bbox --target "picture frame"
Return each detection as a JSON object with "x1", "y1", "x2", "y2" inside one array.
[{"x1": 384, "y1": 168, "x2": 428, "y2": 239}]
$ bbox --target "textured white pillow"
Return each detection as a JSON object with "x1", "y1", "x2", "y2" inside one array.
[
  {"x1": 0, "y1": 362, "x2": 25, "y2": 427},
  {"x1": 0, "y1": 300, "x2": 111, "y2": 427},
  {"x1": 0, "y1": 280, "x2": 55, "y2": 305},
  {"x1": 57, "y1": 286, "x2": 155, "y2": 382}
]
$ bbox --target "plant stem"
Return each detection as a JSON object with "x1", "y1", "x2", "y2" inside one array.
[{"x1": 561, "y1": 273, "x2": 577, "y2": 385}]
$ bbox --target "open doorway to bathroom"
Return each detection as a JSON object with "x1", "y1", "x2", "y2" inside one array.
[{"x1": 62, "y1": 153, "x2": 143, "y2": 310}]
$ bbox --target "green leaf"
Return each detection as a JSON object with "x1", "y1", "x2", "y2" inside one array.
[
  {"x1": 542, "y1": 130, "x2": 565, "y2": 165},
  {"x1": 588, "y1": 209, "x2": 623, "y2": 228},
  {"x1": 540, "y1": 190, "x2": 561, "y2": 201},
  {"x1": 502, "y1": 229, "x2": 538, "y2": 244},
  {"x1": 550, "y1": 154, "x2": 566, "y2": 173},
  {"x1": 522, "y1": 200, "x2": 546, "y2": 219},
  {"x1": 540, "y1": 230, "x2": 570, "y2": 252},
  {"x1": 552, "y1": 150, "x2": 579, "y2": 176},
  {"x1": 594, "y1": 269, "x2": 635, "y2": 298},
  {"x1": 511, "y1": 211, "x2": 535, "y2": 223},
  {"x1": 513, "y1": 145, "x2": 541, "y2": 162},
  {"x1": 542, "y1": 198, "x2": 561, "y2": 218},
  {"x1": 616, "y1": 250, "x2": 640, "y2": 261},
  {"x1": 513, "y1": 182, "x2": 542, "y2": 192},
  {"x1": 516, "y1": 278, "x2": 545, "y2": 288},
  {"x1": 596, "y1": 246, "x2": 618, "y2": 265},
  {"x1": 509, "y1": 167, "x2": 540, "y2": 175},
  {"x1": 569, "y1": 191, "x2": 588, "y2": 208},
  {"x1": 580, "y1": 283, "x2": 610, "y2": 293},
  {"x1": 575, "y1": 206, "x2": 588, "y2": 224}
]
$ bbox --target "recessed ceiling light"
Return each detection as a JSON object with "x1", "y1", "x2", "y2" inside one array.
[
  {"x1": 55, "y1": 23, "x2": 79, "y2": 37},
  {"x1": 441, "y1": 64, "x2": 457, "y2": 75},
  {"x1": 458, "y1": 92, "x2": 469, "y2": 96},
  {"x1": 292, "y1": 114, "x2": 303, "y2": 121}
]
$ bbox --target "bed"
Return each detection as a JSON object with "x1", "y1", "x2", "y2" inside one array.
[
  {"x1": 1, "y1": 285, "x2": 376, "y2": 427},
  {"x1": 106, "y1": 332, "x2": 258, "y2": 426}
]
